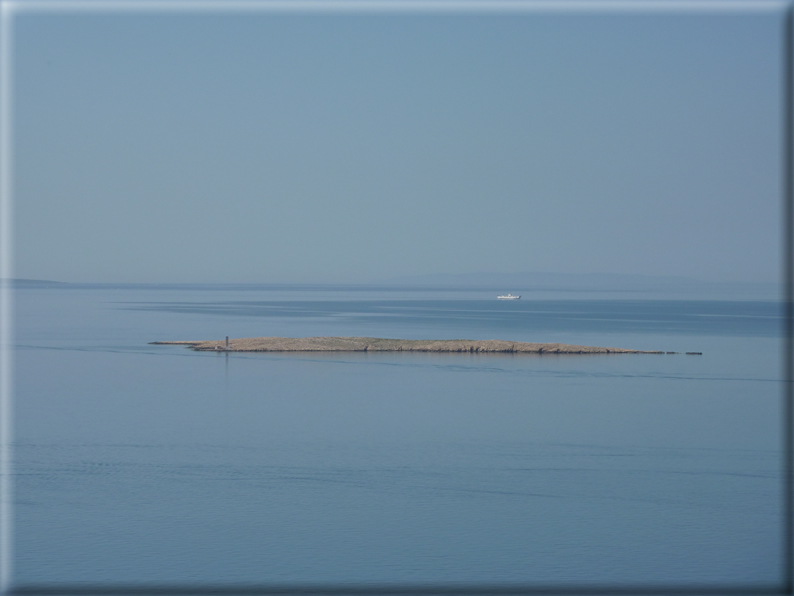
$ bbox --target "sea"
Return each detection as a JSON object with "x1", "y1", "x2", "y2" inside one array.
[{"x1": 9, "y1": 283, "x2": 787, "y2": 588}]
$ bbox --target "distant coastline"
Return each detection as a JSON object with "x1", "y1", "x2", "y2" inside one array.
[
  {"x1": 150, "y1": 336, "x2": 666, "y2": 354},
  {"x1": 1, "y1": 278, "x2": 69, "y2": 288},
  {"x1": 3, "y1": 274, "x2": 779, "y2": 300}
]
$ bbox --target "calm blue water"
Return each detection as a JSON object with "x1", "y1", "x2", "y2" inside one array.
[{"x1": 11, "y1": 286, "x2": 785, "y2": 586}]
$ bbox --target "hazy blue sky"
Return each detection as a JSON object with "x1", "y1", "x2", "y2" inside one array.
[{"x1": 10, "y1": 3, "x2": 786, "y2": 284}]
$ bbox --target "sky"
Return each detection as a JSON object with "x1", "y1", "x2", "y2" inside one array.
[{"x1": 9, "y1": 3, "x2": 787, "y2": 284}]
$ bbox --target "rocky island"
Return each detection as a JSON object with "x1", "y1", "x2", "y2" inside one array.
[{"x1": 150, "y1": 336, "x2": 665, "y2": 354}]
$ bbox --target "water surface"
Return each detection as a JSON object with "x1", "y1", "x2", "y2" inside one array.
[{"x1": 12, "y1": 286, "x2": 784, "y2": 586}]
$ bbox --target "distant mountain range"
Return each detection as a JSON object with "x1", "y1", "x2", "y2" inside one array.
[{"x1": 1, "y1": 274, "x2": 781, "y2": 299}]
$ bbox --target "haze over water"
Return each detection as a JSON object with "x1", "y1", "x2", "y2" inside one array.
[
  {"x1": 11, "y1": 284, "x2": 784, "y2": 586},
  {"x1": 6, "y1": 4, "x2": 787, "y2": 590}
]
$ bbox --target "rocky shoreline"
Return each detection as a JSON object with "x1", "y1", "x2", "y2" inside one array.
[{"x1": 150, "y1": 336, "x2": 668, "y2": 354}]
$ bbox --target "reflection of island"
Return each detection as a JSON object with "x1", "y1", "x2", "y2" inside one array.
[{"x1": 150, "y1": 337, "x2": 664, "y2": 354}]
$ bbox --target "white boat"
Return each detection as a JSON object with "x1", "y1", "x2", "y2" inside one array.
[{"x1": 497, "y1": 293, "x2": 521, "y2": 300}]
